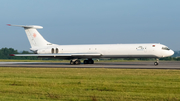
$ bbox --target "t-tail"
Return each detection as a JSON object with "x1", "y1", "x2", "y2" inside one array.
[{"x1": 7, "y1": 24, "x2": 53, "y2": 51}]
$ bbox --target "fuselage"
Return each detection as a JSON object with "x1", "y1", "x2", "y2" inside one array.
[{"x1": 34, "y1": 43, "x2": 174, "y2": 59}]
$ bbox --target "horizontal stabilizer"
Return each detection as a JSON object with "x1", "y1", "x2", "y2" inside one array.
[{"x1": 7, "y1": 24, "x2": 43, "y2": 29}]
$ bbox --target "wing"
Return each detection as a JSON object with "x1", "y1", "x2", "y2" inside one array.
[{"x1": 10, "y1": 53, "x2": 102, "y2": 59}]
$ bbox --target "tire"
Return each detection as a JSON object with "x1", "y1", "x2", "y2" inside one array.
[
  {"x1": 84, "y1": 60, "x2": 88, "y2": 64},
  {"x1": 75, "y1": 60, "x2": 81, "y2": 65},
  {"x1": 70, "y1": 60, "x2": 74, "y2": 65},
  {"x1": 154, "y1": 62, "x2": 158, "y2": 66},
  {"x1": 88, "y1": 60, "x2": 94, "y2": 64}
]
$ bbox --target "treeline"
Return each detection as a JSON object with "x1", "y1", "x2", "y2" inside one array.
[
  {"x1": 0, "y1": 48, "x2": 38, "y2": 60},
  {"x1": 160, "y1": 57, "x2": 180, "y2": 61},
  {"x1": 0, "y1": 48, "x2": 180, "y2": 60}
]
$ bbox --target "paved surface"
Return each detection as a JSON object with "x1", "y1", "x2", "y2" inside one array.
[{"x1": 0, "y1": 61, "x2": 179, "y2": 69}]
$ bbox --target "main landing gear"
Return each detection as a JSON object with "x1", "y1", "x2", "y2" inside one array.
[
  {"x1": 154, "y1": 58, "x2": 159, "y2": 66},
  {"x1": 83, "y1": 59, "x2": 94, "y2": 64},
  {"x1": 70, "y1": 59, "x2": 81, "y2": 65},
  {"x1": 70, "y1": 59, "x2": 94, "y2": 65}
]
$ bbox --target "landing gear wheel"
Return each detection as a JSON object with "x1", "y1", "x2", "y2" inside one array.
[
  {"x1": 154, "y1": 58, "x2": 159, "y2": 66},
  {"x1": 70, "y1": 59, "x2": 81, "y2": 65},
  {"x1": 70, "y1": 60, "x2": 74, "y2": 65},
  {"x1": 84, "y1": 60, "x2": 88, "y2": 64},
  {"x1": 75, "y1": 60, "x2": 81, "y2": 65},
  {"x1": 83, "y1": 59, "x2": 94, "y2": 64},
  {"x1": 154, "y1": 62, "x2": 158, "y2": 66},
  {"x1": 88, "y1": 60, "x2": 94, "y2": 64}
]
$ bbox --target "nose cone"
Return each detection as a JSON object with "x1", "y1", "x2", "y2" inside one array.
[
  {"x1": 163, "y1": 50, "x2": 174, "y2": 57},
  {"x1": 168, "y1": 50, "x2": 174, "y2": 57}
]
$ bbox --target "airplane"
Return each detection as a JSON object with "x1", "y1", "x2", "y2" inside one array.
[{"x1": 8, "y1": 24, "x2": 174, "y2": 66}]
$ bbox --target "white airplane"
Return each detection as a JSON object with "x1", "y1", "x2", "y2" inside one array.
[{"x1": 8, "y1": 24, "x2": 174, "y2": 66}]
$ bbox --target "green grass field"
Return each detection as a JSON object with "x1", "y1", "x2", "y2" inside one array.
[{"x1": 0, "y1": 67, "x2": 180, "y2": 101}]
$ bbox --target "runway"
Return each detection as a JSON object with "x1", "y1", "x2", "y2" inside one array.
[{"x1": 0, "y1": 61, "x2": 179, "y2": 69}]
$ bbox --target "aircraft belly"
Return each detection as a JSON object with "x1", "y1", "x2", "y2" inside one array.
[
  {"x1": 38, "y1": 54, "x2": 158, "y2": 59},
  {"x1": 38, "y1": 55, "x2": 101, "y2": 59},
  {"x1": 101, "y1": 55, "x2": 158, "y2": 58}
]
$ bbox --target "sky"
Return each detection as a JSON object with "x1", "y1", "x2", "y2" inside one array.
[{"x1": 0, "y1": 0, "x2": 180, "y2": 51}]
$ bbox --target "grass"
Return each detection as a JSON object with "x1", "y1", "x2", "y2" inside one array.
[{"x1": 0, "y1": 68, "x2": 180, "y2": 101}]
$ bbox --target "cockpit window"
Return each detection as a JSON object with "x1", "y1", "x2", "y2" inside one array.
[{"x1": 162, "y1": 47, "x2": 170, "y2": 50}]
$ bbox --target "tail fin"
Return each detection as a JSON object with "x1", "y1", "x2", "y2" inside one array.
[{"x1": 7, "y1": 24, "x2": 52, "y2": 49}]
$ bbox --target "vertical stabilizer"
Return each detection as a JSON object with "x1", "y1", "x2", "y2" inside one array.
[{"x1": 8, "y1": 24, "x2": 52, "y2": 48}]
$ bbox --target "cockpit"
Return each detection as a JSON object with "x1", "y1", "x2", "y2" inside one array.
[{"x1": 162, "y1": 47, "x2": 170, "y2": 50}]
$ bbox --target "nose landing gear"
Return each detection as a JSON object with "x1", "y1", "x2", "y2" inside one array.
[{"x1": 154, "y1": 58, "x2": 159, "y2": 66}]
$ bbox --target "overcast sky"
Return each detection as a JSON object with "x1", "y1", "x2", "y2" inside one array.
[{"x1": 0, "y1": 0, "x2": 180, "y2": 51}]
